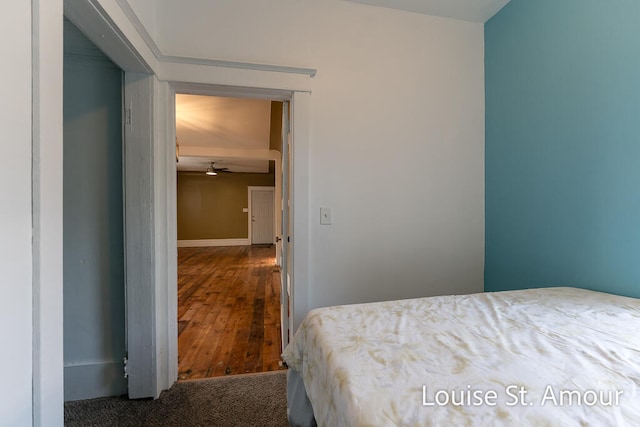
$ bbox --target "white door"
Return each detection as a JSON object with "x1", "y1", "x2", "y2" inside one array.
[
  {"x1": 280, "y1": 102, "x2": 291, "y2": 349},
  {"x1": 251, "y1": 190, "x2": 274, "y2": 244}
]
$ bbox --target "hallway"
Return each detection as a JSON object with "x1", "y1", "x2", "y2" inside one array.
[{"x1": 177, "y1": 245, "x2": 285, "y2": 380}]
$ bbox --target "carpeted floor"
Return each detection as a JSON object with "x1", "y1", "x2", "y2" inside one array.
[{"x1": 64, "y1": 370, "x2": 288, "y2": 427}]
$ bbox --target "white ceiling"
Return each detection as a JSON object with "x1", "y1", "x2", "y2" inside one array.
[
  {"x1": 175, "y1": 94, "x2": 272, "y2": 173},
  {"x1": 344, "y1": 0, "x2": 510, "y2": 23}
]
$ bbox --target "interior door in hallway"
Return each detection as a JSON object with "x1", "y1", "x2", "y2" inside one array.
[{"x1": 250, "y1": 189, "x2": 275, "y2": 244}]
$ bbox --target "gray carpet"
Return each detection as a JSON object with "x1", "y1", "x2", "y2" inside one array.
[{"x1": 64, "y1": 370, "x2": 288, "y2": 427}]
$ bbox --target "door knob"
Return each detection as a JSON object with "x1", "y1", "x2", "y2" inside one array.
[{"x1": 275, "y1": 236, "x2": 282, "y2": 242}]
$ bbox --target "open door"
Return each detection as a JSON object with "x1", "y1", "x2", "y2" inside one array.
[{"x1": 280, "y1": 101, "x2": 291, "y2": 349}]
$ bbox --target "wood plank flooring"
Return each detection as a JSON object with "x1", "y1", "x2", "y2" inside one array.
[{"x1": 177, "y1": 245, "x2": 286, "y2": 380}]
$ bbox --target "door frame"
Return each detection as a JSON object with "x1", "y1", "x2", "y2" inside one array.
[
  {"x1": 36, "y1": 1, "x2": 312, "y2": 419},
  {"x1": 248, "y1": 186, "x2": 276, "y2": 245},
  {"x1": 169, "y1": 83, "x2": 309, "y2": 388}
]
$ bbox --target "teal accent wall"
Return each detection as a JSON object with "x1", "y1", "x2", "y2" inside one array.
[{"x1": 485, "y1": 0, "x2": 640, "y2": 297}]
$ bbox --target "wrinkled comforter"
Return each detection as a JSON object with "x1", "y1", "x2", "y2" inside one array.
[{"x1": 283, "y1": 287, "x2": 640, "y2": 426}]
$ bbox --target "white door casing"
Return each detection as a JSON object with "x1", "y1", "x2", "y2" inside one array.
[
  {"x1": 123, "y1": 72, "x2": 158, "y2": 398},
  {"x1": 280, "y1": 102, "x2": 291, "y2": 349}
]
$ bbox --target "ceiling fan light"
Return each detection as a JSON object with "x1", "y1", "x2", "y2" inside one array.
[{"x1": 205, "y1": 163, "x2": 217, "y2": 176}]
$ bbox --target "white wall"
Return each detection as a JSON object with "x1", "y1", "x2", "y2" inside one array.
[
  {"x1": 157, "y1": 0, "x2": 485, "y2": 310},
  {"x1": 0, "y1": 2, "x2": 34, "y2": 425}
]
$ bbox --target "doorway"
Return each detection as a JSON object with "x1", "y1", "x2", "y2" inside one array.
[
  {"x1": 175, "y1": 94, "x2": 289, "y2": 379},
  {"x1": 62, "y1": 18, "x2": 127, "y2": 401},
  {"x1": 36, "y1": 4, "x2": 313, "y2": 415}
]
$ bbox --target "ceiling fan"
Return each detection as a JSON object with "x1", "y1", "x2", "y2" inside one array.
[{"x1": 205, "y1": 162, "x2": 231, "y2": 176}]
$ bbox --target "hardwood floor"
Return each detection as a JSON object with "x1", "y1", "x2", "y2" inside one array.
[{"x1": 177, "y1": 245, "x2": 285, "y2": 380}]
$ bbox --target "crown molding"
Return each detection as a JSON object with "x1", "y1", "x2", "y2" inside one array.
[{"x1": 115, "y1": 0, "x2": 317, "y2": 77}]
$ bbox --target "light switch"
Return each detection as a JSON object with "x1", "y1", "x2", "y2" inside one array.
[
  {"x1": 320, "y1": 207, "x2": 332, "y2": 225},
  {"x1": 242, "y1": 208, "x2": 249, "y2": 213}
]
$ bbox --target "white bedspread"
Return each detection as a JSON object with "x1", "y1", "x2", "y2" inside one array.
[{"x1": 282, "y1": 287, "x2": 640, "y2": 426}]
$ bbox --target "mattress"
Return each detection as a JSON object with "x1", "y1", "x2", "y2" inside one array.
[{"x1": 282, "y1": 287, "x2": 640, "y2": 426}]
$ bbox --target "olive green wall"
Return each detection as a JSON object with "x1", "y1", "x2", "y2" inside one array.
[
  {"x1": 269, "y1": 101, "x2": 283, "y2": 152},
  {"x1": 177, "y1": 171, "x2": 275, "y2": 240}
]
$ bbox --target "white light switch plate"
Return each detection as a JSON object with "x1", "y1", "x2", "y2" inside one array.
[{"x1": 320, "y1": 207, "x2": 332, "y2": 225}]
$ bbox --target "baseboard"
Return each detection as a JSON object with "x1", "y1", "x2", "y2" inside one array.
[
  {"x1": 177, "y1": 238, "x2": 250, "y2": 248},
  {"x1": 64, "y1": 360, "x2": 127, "y2": 401}
]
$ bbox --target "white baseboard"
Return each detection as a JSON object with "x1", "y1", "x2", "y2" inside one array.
[
  {"x1": 177, "y1": 238, "x2": 250, "y2": 248},
  {"x1": 64, "y1": 360, "x2": 127, "y2": 401}
]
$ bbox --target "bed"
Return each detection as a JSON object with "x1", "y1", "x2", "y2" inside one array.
[{"x1": 282, "y1": 287, "x2": 640, "y2": 426}]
